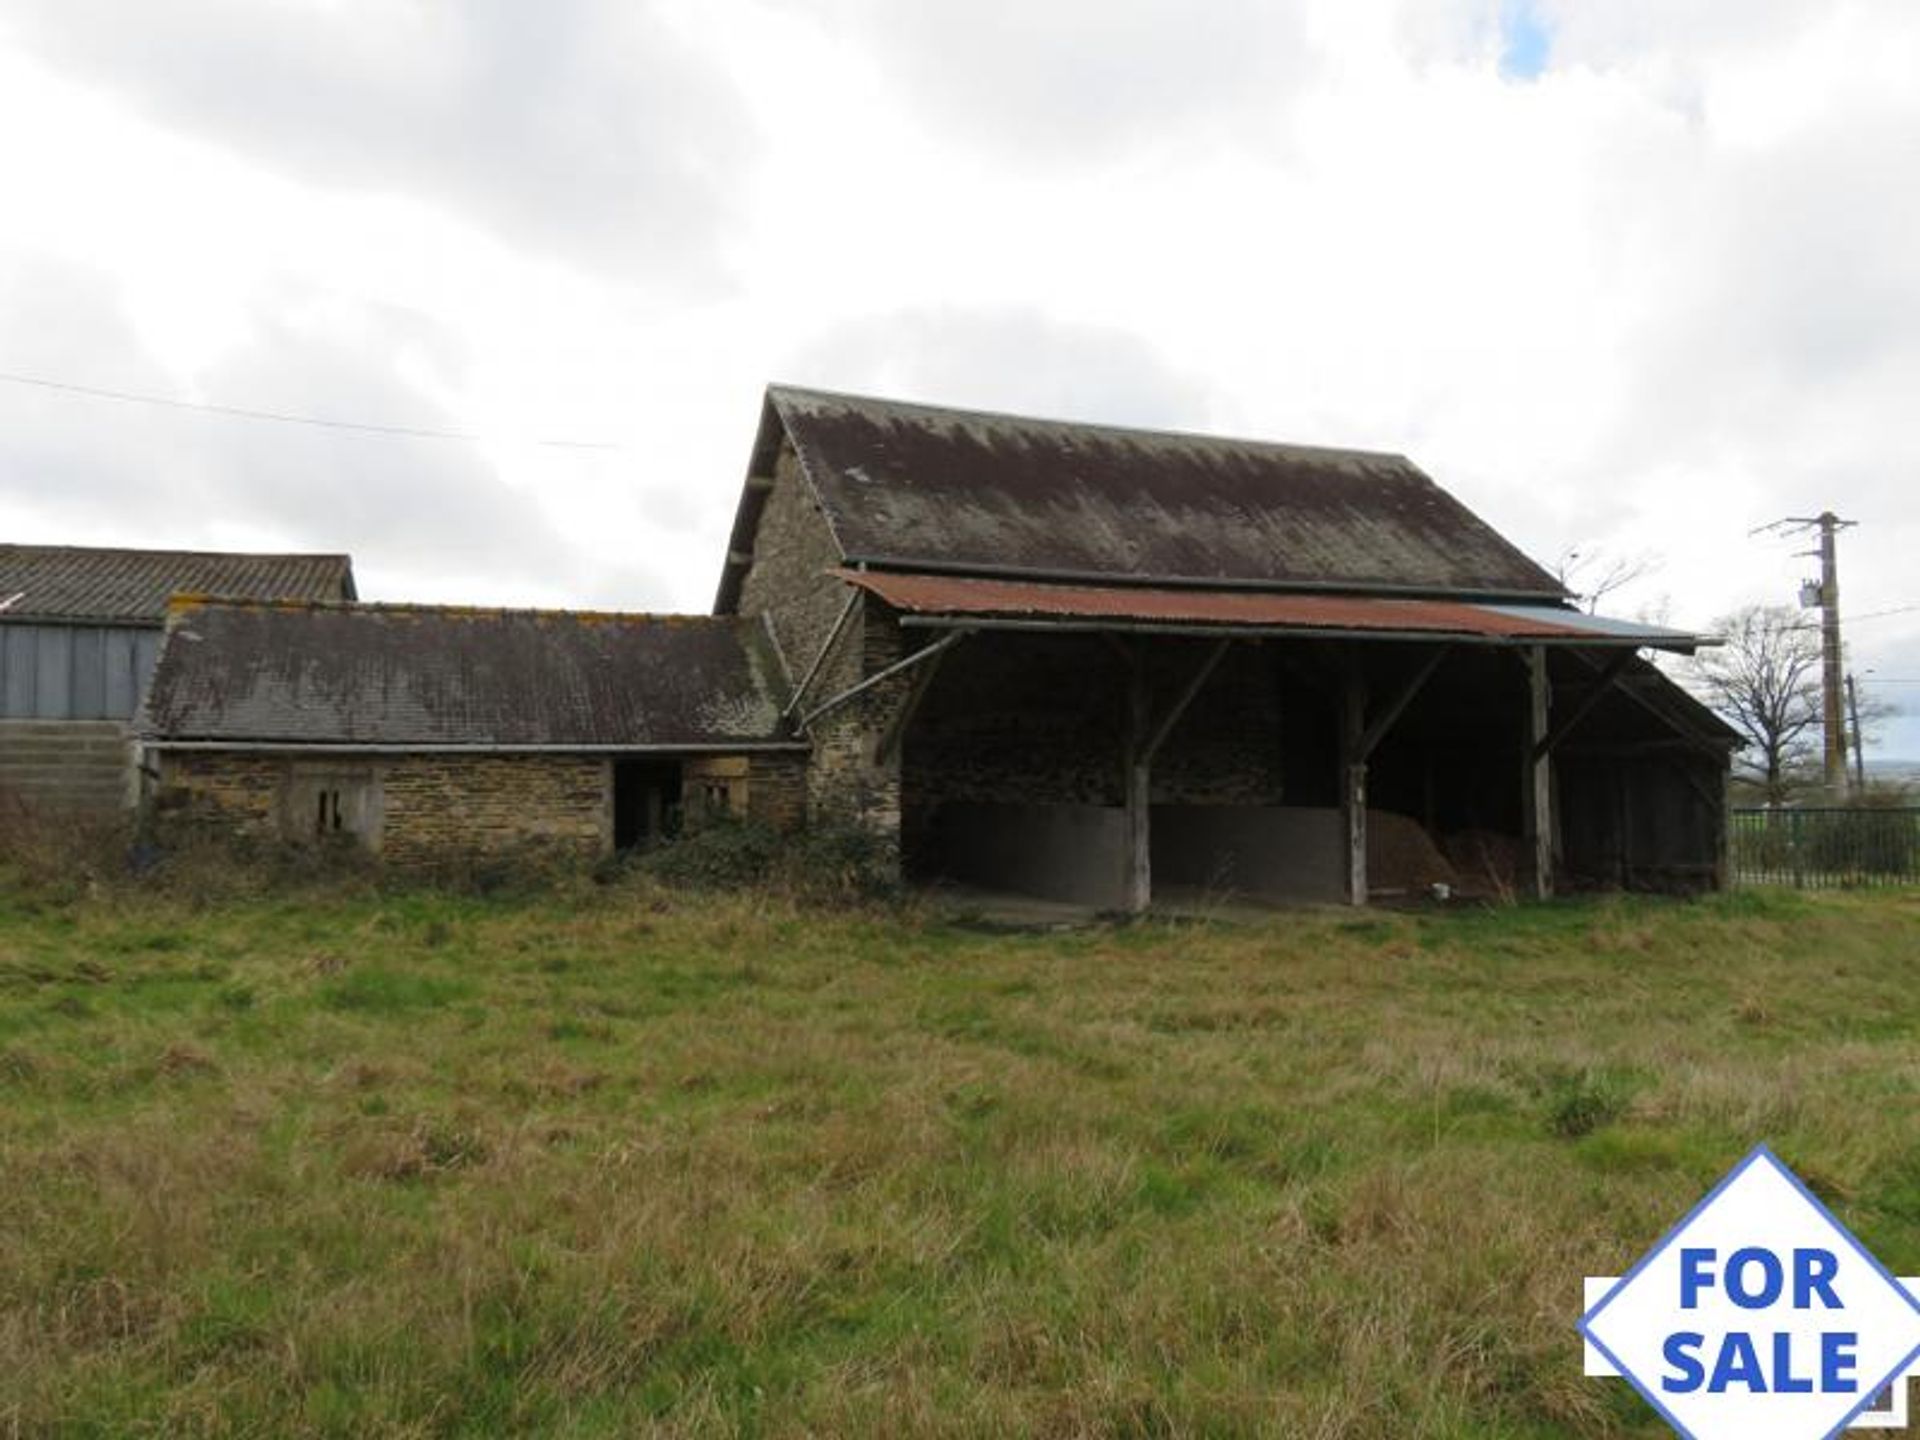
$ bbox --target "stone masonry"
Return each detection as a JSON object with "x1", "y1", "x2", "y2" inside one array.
[
  {"x1": 156, "y1": 747, "x2": 806, "y2": 864},
  {"x1": 734, "y1": 438, "x2": 913, "y2": 850}
]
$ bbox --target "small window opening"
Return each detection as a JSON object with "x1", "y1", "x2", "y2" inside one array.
[{"x1": 315, "y1": 788, "x2": 344, "y2": 835}]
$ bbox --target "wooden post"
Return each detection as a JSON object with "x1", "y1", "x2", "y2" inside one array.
[
  {"x1": 1125, "y1": 661, "x2": 1152, "y2": 913},
  {"x1": 1341, "y1": 663, "x2": 1368, "y2": 907},
  {"x1": 1522, "y1": 645, "x2": 1553, "y2": 899}
]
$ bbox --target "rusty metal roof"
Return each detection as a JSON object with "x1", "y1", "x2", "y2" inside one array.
[
  {"x1": 140, "y1": 600, "x2": 801, "y2": 750},
  {"x1": 0, "y1": 544, "x2": 355, "y2": 625},
  {"x1": 835, "y1": 569, "x2": 1706, "y2": 650},
  {"x1": 716, "y1": 386, "x2": 1566, "y2": 610}
]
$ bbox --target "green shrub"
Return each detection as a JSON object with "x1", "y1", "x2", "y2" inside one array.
[{"x1": 634, "y1": 814, "x2": 897, "y2": 905}]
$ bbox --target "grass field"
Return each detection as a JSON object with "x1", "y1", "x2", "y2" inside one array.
[{"x1": 1, "y1": 878, "x2": 1916, "y2": 1437}]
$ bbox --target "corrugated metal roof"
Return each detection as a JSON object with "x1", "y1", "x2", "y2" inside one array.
[
  {"x1": 716, "y1": 385, "x2": 1566, "y2": 610},
  {"x1": 835, "y1": 569, "x2": 1706, "y2": 649},
  {"x1": 140, "y1": 600, "x2": 800, "y2": 749},
  {"x1": 0, "y1": 544, "x2": 355, "y2": 624}
]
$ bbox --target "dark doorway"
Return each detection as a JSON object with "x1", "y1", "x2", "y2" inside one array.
[{"x1": 613, "y1": 759, "x2": 682, "y2": 851}]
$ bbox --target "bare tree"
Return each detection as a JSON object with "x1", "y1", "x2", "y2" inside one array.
[
  {"x1": 1685, "y1": 605, "x2": 1822, "y2": 804},
  {"x1": 1554, "y1": 545, "x2": 1661, "y2": 614}
]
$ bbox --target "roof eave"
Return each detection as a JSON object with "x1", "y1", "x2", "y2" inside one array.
[
  {"x1": 892, "y1": 612, "x2": 1705, "y2": 653},
  {"x1": 712, "y1": 391, "x2": 789, "y2": 615}
]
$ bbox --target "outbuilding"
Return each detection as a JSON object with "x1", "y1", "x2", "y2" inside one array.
[
  {"x1": 139, "y1": 599, "x2": 805, "y2": 862},
  {"x1": 716, "y1": 386, "x2": 1738, "y2": 906},
  {"x1": 138, "y1": 384, "x2": 1737, "y2": 901},
  {"x1": 0, "y1": 545, "x2": 353, "y2": 813}
]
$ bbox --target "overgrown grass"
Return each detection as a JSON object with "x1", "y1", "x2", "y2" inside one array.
[{"x1": 1, "y1": 881, "x2": 1916, "y2": 1436}]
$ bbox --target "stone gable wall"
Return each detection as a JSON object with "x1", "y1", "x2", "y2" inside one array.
[
  {"x1": 736, "y1": 443, "x2": 859, "y2": 705},
  {"x1": 732, "y1": 435, "x2": 907, "y2": 857}
]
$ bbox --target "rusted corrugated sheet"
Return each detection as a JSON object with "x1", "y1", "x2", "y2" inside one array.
[
  {"x1": 836, "y1": 569, "x2": 1701, "y2": 647},
  {"x1": 715, "y1": 386, "x2": 1566, "y2": 612},
  {"x1": 140, "y1": 600, "x2": 799, "y2": 748},
  {"x1": 0, "y1": 545, "x2": 355, "y2": 625}
]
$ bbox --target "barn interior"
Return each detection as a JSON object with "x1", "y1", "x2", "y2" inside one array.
[{"x1": 894, "y1": 622, "x2": 1733, "y2": 908}]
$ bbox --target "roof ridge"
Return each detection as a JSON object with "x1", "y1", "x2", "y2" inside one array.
[
  {"x1": 0, "y1": 542, "x2": 351, "y2": 562},
  {"x1": 166, "y1": 594, "x2": 730, "y2": 625},
  {"x1": 765, "y1": 382, "x2": 1414, "y2": 465}
]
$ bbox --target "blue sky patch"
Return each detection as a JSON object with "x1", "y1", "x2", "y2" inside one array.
[{"x1": 1499, "y1": 0, "x2": 1553, "y2": 80}]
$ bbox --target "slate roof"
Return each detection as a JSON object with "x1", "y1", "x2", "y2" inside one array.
[
  {"x1": 140, "y1": 600, "x2": 801, "y2": 750},
  {"x1": 0, "y1": 544, "x2": 355, "y2": 625},
  {"x1": 716, "y1": 386, "x2": 1566, "y2": 611}
]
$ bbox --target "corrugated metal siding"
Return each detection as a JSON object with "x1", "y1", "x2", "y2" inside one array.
[
  {"x1": 834, "y1": 570, "x2": 1708, "y2": 648},
  {"x1": 0, "y1": 623, "x2": 160, "y2": 720}
]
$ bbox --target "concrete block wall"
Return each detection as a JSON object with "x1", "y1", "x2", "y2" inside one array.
[{"x1": 0, "y1": 720, "x2": 133, "y2": 816}]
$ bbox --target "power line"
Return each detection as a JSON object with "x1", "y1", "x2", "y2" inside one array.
[{"x1": 0, "y1": 368, "x2": 622, "y2": 451}]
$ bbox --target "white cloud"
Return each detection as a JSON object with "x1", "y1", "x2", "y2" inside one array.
[{"x1": 0, "y1": 0, "x2": 1916, "y2": 751}]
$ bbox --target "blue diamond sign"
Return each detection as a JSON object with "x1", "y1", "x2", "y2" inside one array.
[{"x1": 1581, "y1": 1145, "x2": 1920, "y2": 1439}]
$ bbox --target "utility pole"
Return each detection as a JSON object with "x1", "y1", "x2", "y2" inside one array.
[
  {"x1": 1846, "y1": 672, "x2": 1866, "y2": 790},
  {"x1": 1757, "y1": 511, "x2": 1856, "y2": 795}
]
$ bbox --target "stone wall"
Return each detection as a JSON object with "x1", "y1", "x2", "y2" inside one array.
[
  {"x1": 736, "y1": 443, "x2": 860, "y2": 704},
  {"x1": 745, "y1": 751, "x2": 808, "y2": 831},
  {"x1": 156, "y1": 748, "x2": 808, "y2": 863},
  {"x1": 732, "y1": 436, "x2": 908, "y2": 850},
  {"x1": 379, "y1": 756, "x2": 608, "y2": 863},
  {"x1": 903, "y1": 633, "x2": 1287, "y2": 810},
  {"x1": 803, "y1": 603, "x2": 909, "y2": 842},
  {"x1": 154, "y1": 751, "x2": 284, "y2": 834}
]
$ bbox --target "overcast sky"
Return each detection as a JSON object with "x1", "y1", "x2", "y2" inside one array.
[{"x1": 1, "y1": 0, "x2": 1916, "y2": 754}]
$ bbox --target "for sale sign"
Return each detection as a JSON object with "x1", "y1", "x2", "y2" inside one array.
[{"x1": 1581, "y1": 1145, "x2": 1920, "y2": 1439}]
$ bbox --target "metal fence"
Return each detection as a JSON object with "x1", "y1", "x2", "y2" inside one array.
[{"x1": 1730, "y1": 807, "x2": 1920, "y2": 888}]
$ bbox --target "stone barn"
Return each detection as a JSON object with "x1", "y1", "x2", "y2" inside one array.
[
  {"x1": 139, "y1": 600, "x2": 805, "y2": 862},
  {"x1": 715, "y1": 386, "x2": 1737, "y2": 907},
  {"x1": 0, "y1": 545, "x2": 353, "y2": 814},
  {"x1": 137, "y1": 383, "x2": 1736, "y2": 901}
]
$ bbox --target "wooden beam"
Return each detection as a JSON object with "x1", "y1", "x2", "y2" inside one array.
[
  {"x1": 1571, "y1": 648, "x2": 1723, "y2": 755},
  {"x1": 1531, "y1": 648, "x2": 1634, "y2": 760},
  {"x1": 783, "y1": 587, "x2": 860, "y2": 719},
  {"x1": 800, "y1": 629, "x2": 969, "y2": 730},
  {"x1": 1521, "y1": 645, "x2": 1553, "y2": 899},
  {"x1": 1341, "y1": 662, "x2": 1368, "y2": 906},
  {"x1": 873, "y1": 639, "x2": 951, "y2": 765},
  {"x1": 1142, "y1": 639, "x2": 1232, "y2": 762},
  {"x1": 1125, "y1": 662, "x2": 1152, "y2": 913},
  {"x1": 1354, "y1": 645, "x2": 1449, "y2": 760}
]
